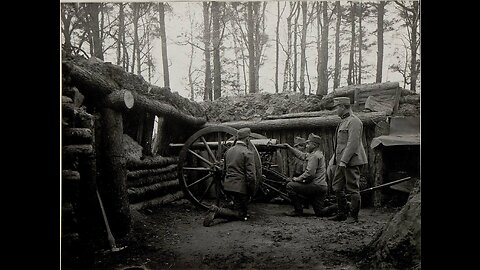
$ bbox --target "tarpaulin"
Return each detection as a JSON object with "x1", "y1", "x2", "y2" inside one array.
[{"x1": 370, "y1": 116, "x2": 420, "y2": 149}]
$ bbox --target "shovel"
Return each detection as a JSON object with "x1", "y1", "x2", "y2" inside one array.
[{"x1": 96, "y1": 189, "x2": 126, "y2": 253}]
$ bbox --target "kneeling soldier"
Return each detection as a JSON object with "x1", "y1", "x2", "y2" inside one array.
[
  {"x1": 203, "y1": 128, "x2": 256, "y2": 227},
  {"x1": 282, "y1": 133, "x2": 328, "y2": 217}
]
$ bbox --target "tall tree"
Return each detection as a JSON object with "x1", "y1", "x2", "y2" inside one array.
[
  {"x1": 116, "y1": 3, "x2": 125, "y2": 66},
  {"x1": 131, "y1": 3, "x2": 140, "y2": 73},
  {"x1": 282, "y1": 2, "x2": 297, "y2": 92},
  {"x1": 317, "y1": 1, "x2": 331, "y2": 95},
  {"x1": 299, "y1": 1, "x2": 308, "y2": 95},
  {"x1": 203, "y1": 2, "x2": 212, "y2": 100},
  {"x1": 253, "y1": 2, "x2": 267, "y2": 93},
  {"x1": 358, "y1": 2, "x2": 363, "y2": 84},
  {"x1": 347, "y1": 2, "x2": 356, "y2": 85},
  {"x1": 247, "y1": 2, "x2": 256, "y2": 93},
  {"x1": 212, "y1": 1, "x2": 222, "y2": 99},
  {"x1": 275, "y1": 2, "x2": 283, "y2": 93},
  {"x1": 395, "y1": 0, "x2": 420, "y2": 92},
  {"x1": 376, "y1": 1, "x2": 386, "y2": 83},
  {"x1": 292, "y1": 3, "x2": 301, "y2": 92},
  {"x1": 230, "y1": 17, "x2": 242, "y2": 95},
  {"x1": 333, "y1": 1, "x2": 342, "y2": 89},
  {"x1": 61, "y1": 4, "x2": 75, "y2": 55},
  {"x1": 87, "y1": 3, "x2": 103, "y2": 60},
  {"x1": 158, "y1": 2, "x2": 170, "y2": 88}
]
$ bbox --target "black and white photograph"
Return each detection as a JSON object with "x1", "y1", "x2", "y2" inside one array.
[{"x1": 60, "y1": 0, "x2": 421, "y2": 269}]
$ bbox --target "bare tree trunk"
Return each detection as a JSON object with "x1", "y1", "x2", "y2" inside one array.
[
  {"x1": 318, "y1": 1, "x2": 329, "y2": 95},
  {"x1": 410, "y1": 1, "x2": 419, "y2": 92},
  {"x1": 240, "y1": 37, "x2": 248, "y2": 95},
  {"x1": 188, "y1": 17, "x2": 195, "y2": 101},
  {"x1": 253, "y1": 2, "x2": 266, "y2": 93},
  {"x1": 275, "y1": 1, "x2": 281, "y2": 93},
  {"x1": 293, "y1": 4, "x2": 300, "y2": 92},
  {"x1": 203, "y1": 2, "x2": 212, "y2": 101},
  {"x1": 61, "y1": 4, "x2": 73, "y2": 54},
  {"x1": 159, "y1": 2, "x2": 170, "y2": 87},
  {"x1": 299, "y1": 1, "x2": 307, "y2": 95},
  {"x1": 117, "y1": 3, "x2": 124, "y2": 66},
  {"x1": 316, "y1": 2, "x2": 321, "y2": 95},
  {"x1": 131, "y1": 3, "x2": 139, "y2": 73},
  {"x1": 347, "y1": 2, "x2": 356, "y2": 85},
  {"x1": 376, "y1": 1, "x2": 385, "y2": 83},
  {"x1": 334, "y1": 1, "x2": 342, "y2": 89},
  {"x1": 88, "y1": 3, "x2": 103, "y2": 60},
  {"x1": 247, "y1": 2, "x2": 256, "y2": 93},
  {"x1": 231, "y1": 19, "x2": 242, "y2": 95},
  {"x1": 212, "y1": 1, "x2": 221, "y2": 100},
  {"x1": 358, "y1": 2, "x2": 363, "y2": 84},
  {"x1": 282, "y1": 2, "x2": 296, "y2": 92}
]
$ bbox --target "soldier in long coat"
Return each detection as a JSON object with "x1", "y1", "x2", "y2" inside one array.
[
  {"x1": 329, "y1": 97, "x2": 368, "y2": 223},
  {"x1": 203, "y1": 128, "x2": 256, "y2": 227}
]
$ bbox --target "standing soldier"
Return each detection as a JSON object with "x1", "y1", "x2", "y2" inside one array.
[
  {"x1": 203, "y1": 128, "x2": 256, "y2": 227},
  {"x1": 281, "y1": 133, "x2": 328, "y2": 217},
  {"x1": 329, "y1": 97, "x2": 368, "y2": 223}
]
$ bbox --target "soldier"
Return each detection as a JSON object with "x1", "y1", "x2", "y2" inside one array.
[
  {"x1": 203, "y1": 127, "x2": 256, "y2": 227},
  {"x1": 281, "y1": 133, "x2": 328, "y2": 217},
  {"x1": 329, "y1": 97, "x2": 368, "y2": 223},
  {"x1": 288, "y1": 136, "x2": 307, "y2": 178}
]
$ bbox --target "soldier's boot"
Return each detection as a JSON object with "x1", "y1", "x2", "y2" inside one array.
[
  {"x1": 346, "y1": 194, "x2": 361, "y2": 223},
  {"x1": 203, "y1": 205, "x2": 220, "y2": 227},
  {"x1": 312, "y1": 196, "x2": 328, "y2": 217},
  {"x1": 329, "y1": 197, "x2": 348, "y2": 221},
  {"x1": 284, "y1": 199, "x2": 304, "y2": 216},
  {"x1": 216, "y1": 207, "x2": 246, "y2": 221}
]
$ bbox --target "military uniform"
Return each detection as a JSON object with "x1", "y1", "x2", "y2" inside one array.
[
  {"x1": 285, "y1": 134, "x2": 328, "y2": 216},
  {"x1": 204, "y1": 128, "x2": 256, "y2": 227},
  {"x1": 289, "y1": 137, "x2": 307, "y2": 177},
  {"x1": 330, "y1": 97, "x2": 367, "y2": 222}
]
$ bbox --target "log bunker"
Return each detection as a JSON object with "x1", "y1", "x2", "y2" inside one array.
[{"x1": 62, "y1": 55, "x2": 420, "y2": 252}]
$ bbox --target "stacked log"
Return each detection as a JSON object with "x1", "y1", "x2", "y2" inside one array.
[
  {"x1": 61, "y1": 86, "x2": 105, "y2": 248},
  {"x1": 126, "y1": 156, "x2": 184, "y2": 209}
]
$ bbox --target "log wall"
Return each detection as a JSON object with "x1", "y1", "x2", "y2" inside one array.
[{"x1": 125, "y1": 156, "x2": 183, "y2": 209}]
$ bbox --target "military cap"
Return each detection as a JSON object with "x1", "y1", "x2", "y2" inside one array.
[
  {"x1": 237, "y1": 128, "x2": 252, "y2": 140},
  {"x1": 305, "y1": 133, "x2": 322, "y2": 145},
  {"x1": 293, "y1": 136, "x2": 306, "y2": 147},
  {"x1": 333, "y1": 97, "x2": 351, "y2": 107}
]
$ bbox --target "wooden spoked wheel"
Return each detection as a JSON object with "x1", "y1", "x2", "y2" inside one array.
[{"x1": 178, "y1": 125, "x2": 262, "y2": 210}]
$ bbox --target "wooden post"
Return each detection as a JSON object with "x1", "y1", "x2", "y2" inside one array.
[
  {"x1": 372, "y1": 147, "x2": 385, "y2": 208},
  {"x1": 370, "y1": 118, "x2": 389, "y2": 208},
  {"x1": 141, "y1": 113, "x2": 155, "y2": 156},
  {"x1": 392, "y1": 86, "x2": 401, "y2": 114},
  {"x1": 98, "y1": 107, "x2": 132, "y2": 238},
  {"x1": 354, "y1": 88, "x2": 360, "y2": 111},
  {"x1": 151, "y1": 116, "x2": 165, "y2": 156}
]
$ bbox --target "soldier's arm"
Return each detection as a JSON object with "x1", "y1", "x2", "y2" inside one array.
[
  {"x1": 295, "y1": 155, "x2": 318, "y2": 183},
  {"x1": 285, "y1": 144, "x2": 307, "y2": 160},
  {"x1": 341, "y1": 119, "x2": 362, "y2": 164}
]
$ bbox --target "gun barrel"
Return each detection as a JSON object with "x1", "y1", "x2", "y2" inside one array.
[{"x1": 360, "y1": 177, "x2": 412, "y2": 193}]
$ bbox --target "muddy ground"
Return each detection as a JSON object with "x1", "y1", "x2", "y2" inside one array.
[{"x1": 63, "y1": 200, "x2": 399, "y2": 270}]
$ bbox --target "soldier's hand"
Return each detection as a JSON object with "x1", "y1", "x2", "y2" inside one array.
[{"x1": 339, "y1": 161, "x2": 347, "y2": 168}]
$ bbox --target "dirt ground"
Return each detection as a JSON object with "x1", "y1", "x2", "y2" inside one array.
[{"x1": 62, "y1": 199, "x2": 399, "y2": 270}]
